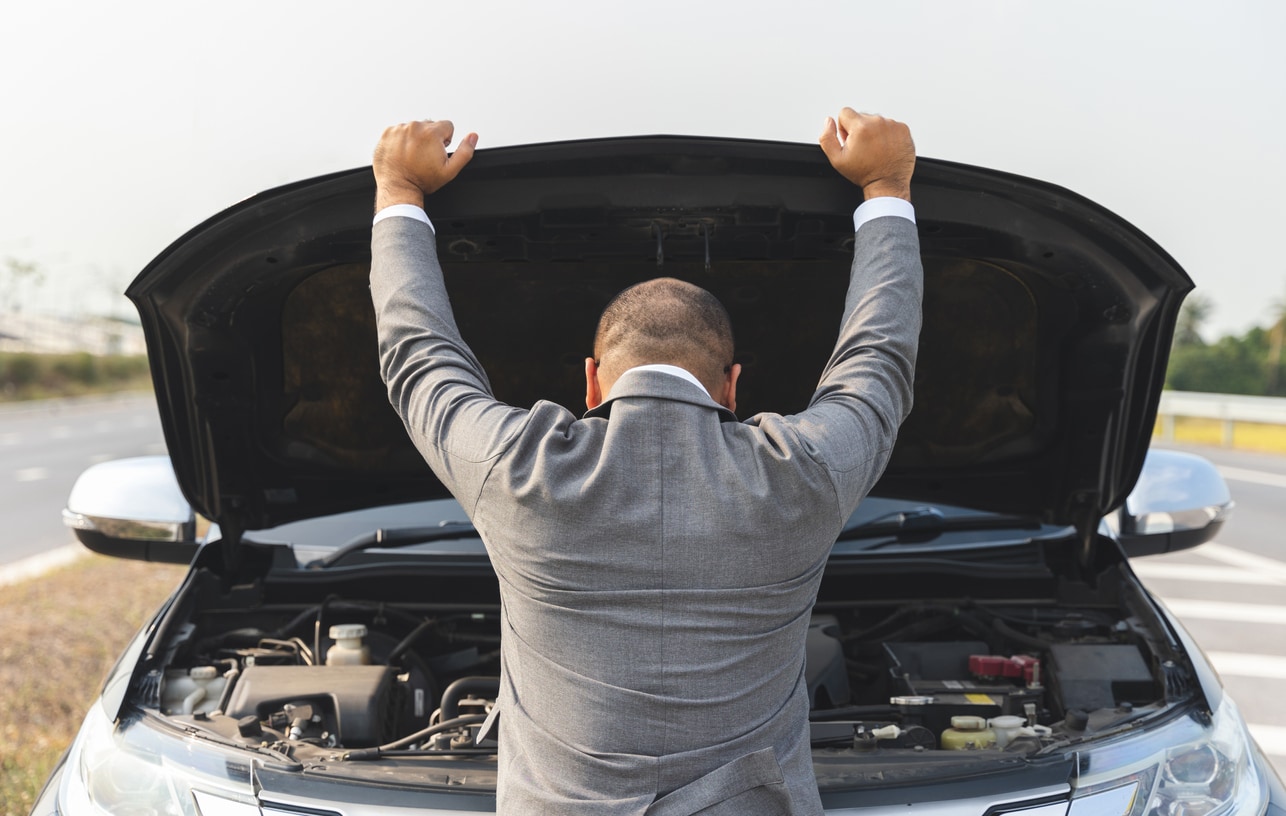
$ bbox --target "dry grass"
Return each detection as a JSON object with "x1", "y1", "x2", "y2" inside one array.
[{"x1": 0, "y1": 555, "x2": 184, "y2": 815}]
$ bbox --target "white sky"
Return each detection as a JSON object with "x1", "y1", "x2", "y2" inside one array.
[{"x1": 1, "y1": 0, "x2": 1281, "y2": 339}]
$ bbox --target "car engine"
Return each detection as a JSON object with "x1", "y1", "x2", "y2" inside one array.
[{"x1": 142, "y1": 550, "x2": 1179, "y2": 781}]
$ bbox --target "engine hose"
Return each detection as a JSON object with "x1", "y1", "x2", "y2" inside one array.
[
  {"x1": 213, "y1": 659, "x2": 239, "y2": 715},
  {"x1": 993, "y1": 618, "x2": 1052, "y2": 650},
  {"x1": 387, "y1": 620, "x2": 437, "y2": 664},
  {"x1": 439, "y1": 676, "x2": 501, "y2": 723},
  {"x1": 313, "y1": 595, "x2": 341, "y2": 667},
  {"x1": 348, "y1": 713, "x2": 491, "y2": 757}
]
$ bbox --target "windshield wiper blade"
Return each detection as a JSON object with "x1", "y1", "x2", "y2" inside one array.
[
  {"x1": 834, "y1": 506, "x2": 1044, "y2": 546},
  {"x1": 307, "y1": 522, "x2": 480, "y2": 569}
]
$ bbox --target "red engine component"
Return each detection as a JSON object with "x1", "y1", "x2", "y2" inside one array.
[{"x1": 969, "y1": 654, "x2": 1042, "y2": 686}]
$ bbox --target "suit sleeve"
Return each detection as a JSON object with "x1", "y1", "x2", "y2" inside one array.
[
  {"x1": 789, "y1": 215, "x2": 923, "y2": 517},
  {"x1": 369, "y1": 216, "x2": 531, "y2": 511}
]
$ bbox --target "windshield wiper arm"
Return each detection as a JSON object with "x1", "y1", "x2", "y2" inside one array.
[
  {"x1": 307, "y1": 522, "x2": 480, "y2": 569},
  {"x1": 834, "y1": 506, "x2": 1044, "y2": 546}
]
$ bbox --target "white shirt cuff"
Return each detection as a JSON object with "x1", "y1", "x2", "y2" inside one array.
[
  {"x1": 853, "y1": 197, "x2": 916, "y2": 232},
  {"x1": 373, "y1": 203, "x2": 435, "y2": 233}
]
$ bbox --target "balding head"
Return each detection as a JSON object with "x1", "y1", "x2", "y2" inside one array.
[{"x1": 586, "y1": 278, "x2": 741, "y2": 411}]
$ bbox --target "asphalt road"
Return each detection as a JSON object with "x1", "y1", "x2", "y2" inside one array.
[
  {"x1": 0, "y1": 398, "x2": 1283, "y2": 780},
  {"x1": 0, "y1": 393, "x2": 165, "y2": 563},
  {"x1": 1137, "y1": 441, "x2": 1286, "y2": 780}
]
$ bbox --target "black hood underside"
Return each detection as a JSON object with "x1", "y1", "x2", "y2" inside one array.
[{"x1": 127, "y1": 136, "x2": 1192, "y2": 535}]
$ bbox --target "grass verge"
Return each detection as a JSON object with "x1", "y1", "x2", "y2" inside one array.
[{"x1": 0, "y1": 555, "x2": 184, "y2": 814}]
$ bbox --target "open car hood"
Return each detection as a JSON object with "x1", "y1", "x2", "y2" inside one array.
[{"x1": 128, "y1": 136, "x2": 1192, "y2": 539}]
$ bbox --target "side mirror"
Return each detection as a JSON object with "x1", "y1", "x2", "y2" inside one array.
[
  {"x1": 1113, "y1": 449, "x2": 1233, "y2": 557},
  {"x1": 62, "y1": 456, "x2": 200, "y2": 564}
]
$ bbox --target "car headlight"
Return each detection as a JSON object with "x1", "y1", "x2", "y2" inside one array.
[
  {"x1": 1070, "y1": 697, "x2": 1267, "y2": 815},
  {"x1": 58, "y1": 704, "x2": 258, "y2": 816}
]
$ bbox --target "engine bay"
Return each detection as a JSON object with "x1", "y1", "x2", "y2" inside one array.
[{"x1": 137, "y1": 547, "x2": 1188, "y2": 786}]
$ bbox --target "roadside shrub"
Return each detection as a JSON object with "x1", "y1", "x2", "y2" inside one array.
[
  {"x1": 0, "y1": 352, "x2": 151, "y2": 401},
  {"x1": 1, "y1": 353, "x2": 40, "y2": 389},
  {"x1": 50, "y1": 351, "x2": 99, "y2": 386},
  {"x1": 100, "y1": 354, "x2": 149, "y2": 380}
]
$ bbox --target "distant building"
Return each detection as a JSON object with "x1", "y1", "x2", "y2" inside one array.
[{"x1": 0, "y1": 312, "x2": 147, "y2": 355}]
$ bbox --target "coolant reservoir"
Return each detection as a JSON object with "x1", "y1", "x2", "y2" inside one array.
[
  {"x1": 940, "y1": 715, "x2": 997, "y2": 750},
  {"x1": 989, "y1": 715, "x2": 1027, "y2": 747},
  {"x1": 326, "y1": 623, "x2": 372, "y2": 665},
  {"x1": 161, "y1": 666, "x2": 226, "y2": 715}
]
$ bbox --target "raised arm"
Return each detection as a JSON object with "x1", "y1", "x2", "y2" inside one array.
[
  {"x1": 369, "y1": 120, "x2": 531, "y2": 510},
  {"x1": 795, "y1": 109, "x2": 923, "y2": 514}
]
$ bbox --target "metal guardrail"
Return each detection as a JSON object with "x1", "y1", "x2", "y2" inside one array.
[{"x1": 1157, "y1": 390, "x2": 1286, "y2": 446}]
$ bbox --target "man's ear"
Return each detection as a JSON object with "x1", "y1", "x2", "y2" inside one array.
[
  {"x1": 721, "y1": 363, "x2": 742, "y2": 413},
  {"x1": 585, "y1": 357, "x2": 603, "y2": 409}
]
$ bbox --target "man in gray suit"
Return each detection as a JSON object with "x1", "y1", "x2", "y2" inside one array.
[{"x1": 370, "y1": 109, "x2": 922, "y2": 815}]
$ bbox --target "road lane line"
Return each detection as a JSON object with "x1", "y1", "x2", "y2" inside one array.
[
  {"x1": 15, "y1": 467, "x2": 50, "y2": 482},
  {"x1": 1131, "y1": 562, "x2": 1283, "y2": 586},
  {"x1": 1206, "y1": 652, "x2": 1286, "y2": 680},
  {"x1": 51, "y1": 425, "x2": 71, "y2": 439},
  {"x1": 1, "y1": 432, "x2": 19, "y2": 445},
  {"x1": 0, "y1": 544, "x2": 85, "y2": 587},
  {"x1": 1249, "y1": 724, "x2": 1286, "y2": 759},
  {"x1": 1163, "y1": 599, "x2": 1286, "y2": 625},
  {"x1": 1192, "y1": 542, "x2": 1286, "y2": 581},
  {"x1": 1217, "y1": 465, "x2": 1286, "y2": 489}
]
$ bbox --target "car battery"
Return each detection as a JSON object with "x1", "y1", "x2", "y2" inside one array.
[{"x1": 884, "y1": 642, "x2": 1044, "y2": 738}]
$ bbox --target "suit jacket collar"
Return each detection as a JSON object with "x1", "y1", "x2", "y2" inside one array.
[{"x1": 584, "y1": 368, "x2": 739, "y2": 423}]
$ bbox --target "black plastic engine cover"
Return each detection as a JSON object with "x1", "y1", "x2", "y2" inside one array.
[
  {"x1": 1047, "y1": 643, "x2": 1158, "y2": 713},
  {"x1": 224, "y1": 665, "x2": 402, "y2": 747}
]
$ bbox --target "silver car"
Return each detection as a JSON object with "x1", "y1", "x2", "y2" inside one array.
[{"x1": 34, "y1": 135, "x2": 1286, "y2": 815}]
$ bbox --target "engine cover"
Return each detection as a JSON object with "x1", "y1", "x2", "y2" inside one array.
[{"x1": 224, "y1": 665, "x2": 403, "y2": 747}]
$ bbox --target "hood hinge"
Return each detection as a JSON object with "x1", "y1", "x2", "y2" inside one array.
[
  {"x1": 217, "y1": 497, "x2": 245, "y2": 576},
  {"x1": 1070, "y1": 491, "x2": 1101, "y2": 572}
]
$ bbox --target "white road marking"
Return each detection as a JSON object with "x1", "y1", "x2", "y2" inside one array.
[
  {"x1": 1131, "y1": 562, "x2": 1283, "y2": 586},
  {"x1": 1207, "y1": 652, "x2": 1286, "y2": 680},
  {"x1": 15, "y1": 467, "x2": 50, "y2": 482},
  {"x1": 1249, "y1": 723, "x2": 1286, "y2": 758},
  {"x1": 89, "y1": 453, "x2": 114, "y2": 464},
  {"x1": 1217, "y1": 465, "x2": 1286, "y2": 489},
  {"x1": 94, "y1": 420, "x2": 113, "y2": 433},
  {"x1": 1163, "y1": 599, "x2": 1286, "y2": 626},
  {"x1": 0, "y1": 544, "x2": 85, "y2": 587},
  {"x1": 50, "y1": 425, "x2": 71, "y2": 439},
  {"x1": 1193, "y1": 542, "x2": 1286, "y2": 582},
  {"x1": 1, "y1": 432, "x2": 19, "y2": 445}
]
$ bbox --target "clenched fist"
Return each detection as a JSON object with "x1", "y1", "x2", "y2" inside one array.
[{"x1": 819, "y1": 109, "x2": 915, "y2": 201}]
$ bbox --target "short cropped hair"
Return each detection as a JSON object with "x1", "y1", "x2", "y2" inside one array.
[{"x1": 593, "y1": 278, "x2": 734, "y2": 390}]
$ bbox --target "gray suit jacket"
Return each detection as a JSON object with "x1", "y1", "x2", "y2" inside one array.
[{"x1": 370, "y1": 213, "x2": 923, "y2": 815}]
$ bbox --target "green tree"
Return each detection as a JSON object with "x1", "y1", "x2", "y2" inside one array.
[
  {"x1": 1173, "y1": 293, "x2": 1212, "y2": 348},
  {"x1": 1266, "y1": 287, "x2": 1286, "y2": 394},
  {"x1": 1167, "y1": 327, "x2": 1274, "y2": 395}
]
